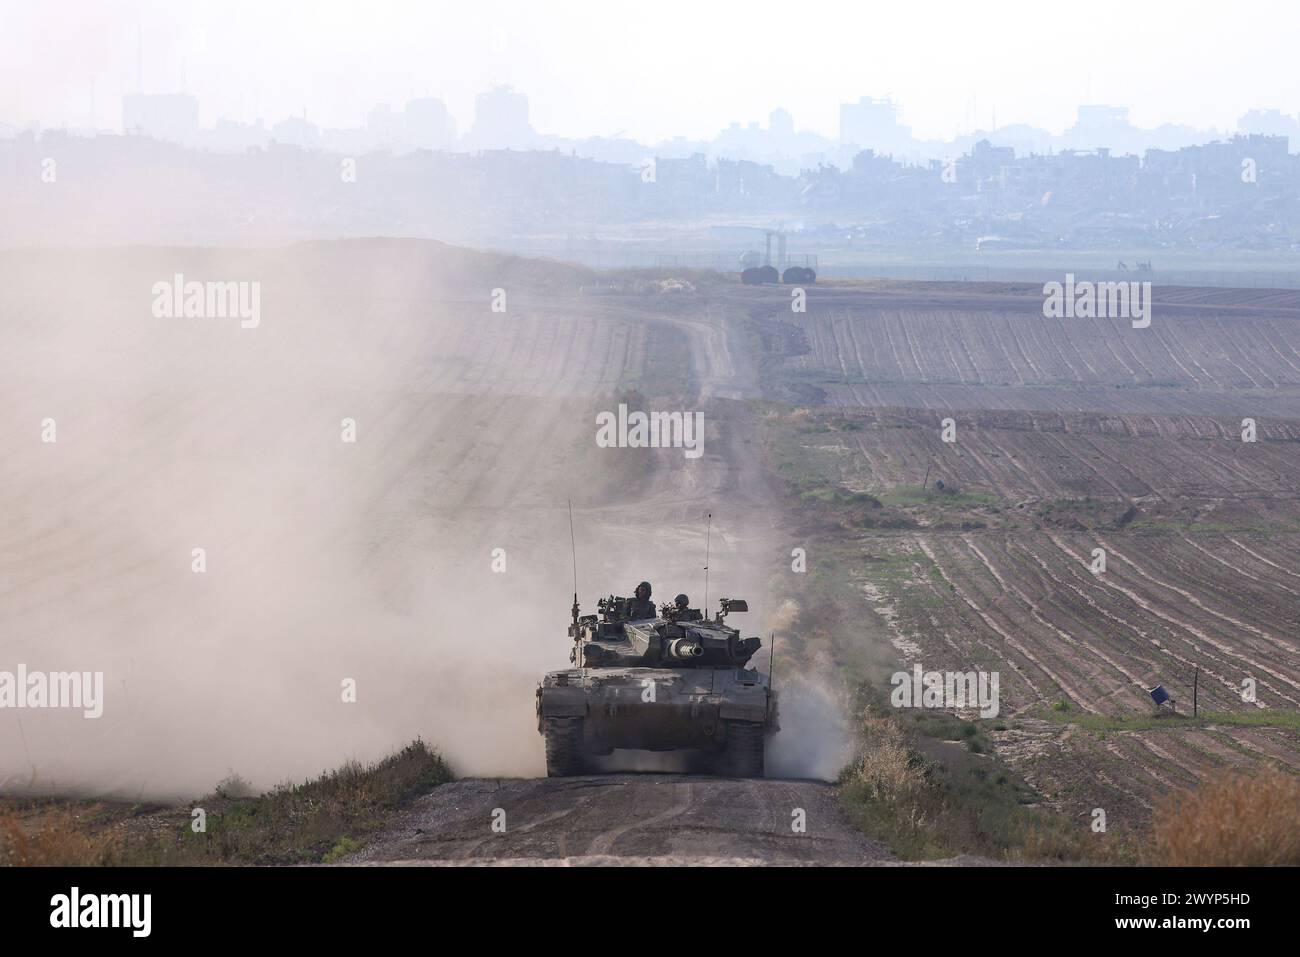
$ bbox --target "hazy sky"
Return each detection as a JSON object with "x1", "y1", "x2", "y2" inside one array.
[{"x1": 3, "y1": 0, "x2": 1298, "y2": 141}]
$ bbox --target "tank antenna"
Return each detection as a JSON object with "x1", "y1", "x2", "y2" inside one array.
[
  {"x1": 767, "y1": 632, "x2": 777, "y2": 723},
  {"x1": 568, "y1": 500, "x2": 580, "y2": 656},
  {"x1": 568, "y1": 499, "x2": 579, "y2": 598},
  {"x1": 703, "y1": 511, "x2": 712, "y2": 614}
]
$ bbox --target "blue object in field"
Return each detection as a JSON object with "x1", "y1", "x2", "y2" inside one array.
[{"x1": 1149, "y1": 685, "x2": 1170, "y2": 706}]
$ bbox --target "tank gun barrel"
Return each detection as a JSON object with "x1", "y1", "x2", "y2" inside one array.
[{"x1": 665, "y1": 638, "x2": 704, "y2": 660}]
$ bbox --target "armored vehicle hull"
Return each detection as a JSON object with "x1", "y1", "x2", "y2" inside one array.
[
  {"x1": 538, "y1": 665, "x2": 773, "y2": 775},
  {"x1": 537, "y1": 595, "x2": 778, "y2": 777}
]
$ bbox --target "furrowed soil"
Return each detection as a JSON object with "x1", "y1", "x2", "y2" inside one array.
[{"x1": 3, "y1": 251, "x2": 1296, "y2": 863}]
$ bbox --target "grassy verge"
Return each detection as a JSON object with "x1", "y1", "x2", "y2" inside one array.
[
  {"x1": 761, "y1": 408, "x2": 1005, "y2": 530},
  {"x1": 875, "y1": 484, "x2": 1000, "y2": 509},
  {"x1": 0, "y1": 739, "x2": 452, "y2": 866},
  {"x1": 1037, "y1": 707, "x2": 1300, "y2": 733},
  {"x1": 839, "y1": 696, "x2": 1135, "y2": 863}
]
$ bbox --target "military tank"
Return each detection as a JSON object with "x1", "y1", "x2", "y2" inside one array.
[{"x1": 536, "y1": 592, "x2": 778, "y2": 777}]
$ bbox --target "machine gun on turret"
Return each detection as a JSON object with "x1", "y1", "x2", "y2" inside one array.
[{"x1": 715, "y1": 597, "x2": 748, "y2": 622}]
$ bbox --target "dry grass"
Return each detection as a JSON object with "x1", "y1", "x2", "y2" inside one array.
[
  {"x1": 0, "y1": 808, "x2": 118, "y2": 866},
  {"x1": 1152, "y1": 769, "x2": 1300, "y2": 866},
  {"x1": 841, "y1": 705, "x2": 1128, "y2": 862},
  {"x1": 118, "y1": 738, "x2": 453, "y2": 865},
  {"x1": 0, "y1": 739, "x2": 452, "y2": 867},
  {"x1": 852, "y1": 713, "x2": 924, "y2": 804}
]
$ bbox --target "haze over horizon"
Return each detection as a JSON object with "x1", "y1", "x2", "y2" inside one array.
[{"x1": 4, "y1": 0, "x2": 1299, "y2": 144}]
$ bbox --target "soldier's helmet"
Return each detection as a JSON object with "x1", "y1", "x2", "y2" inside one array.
[
  {"x1": 635, "y1": 581, "x2": 652, "y2": 600},
  {"x1": 674, "y1": 593, "x2": 690, "y2": 610}
]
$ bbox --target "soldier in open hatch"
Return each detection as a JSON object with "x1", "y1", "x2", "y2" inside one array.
[{"x1": 627, "y1": 581, "x2": 655, "y2": 619}]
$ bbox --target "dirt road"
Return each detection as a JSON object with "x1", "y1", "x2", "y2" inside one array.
[{"x1": 347, "y1": 774, "x2": 893, "y2": 865}]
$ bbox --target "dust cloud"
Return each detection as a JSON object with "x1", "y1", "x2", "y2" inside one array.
[
  {"x1": 0, "y1": 244, "x2": 591, "y2": 797},
  {"x1": 760, "y1": 601, "x2": 856, "y2": 781},
  {"x1": 764, "y1": 676, "x2": 856, "y2": 781},
  {"x1": 1, "y1": 242, "x2": 852, "y2": 797}
]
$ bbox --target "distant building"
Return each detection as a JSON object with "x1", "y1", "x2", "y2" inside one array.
[
  {"x1": 1238, "y1": 109, "x2": 1299, "y2": 150},
  {"x1": 270, "y1": 114, "x2": 320, "y2": 148},
  {"x1": 657, "y1": 152, "x2": 713, "y2": 195},
  {"x1": 366, "y1": 103, "x2": 401, "y2": 147},
  {"x1": 121, "y1": 94, "x2": 199, "y2": 144},
  {"x1": 769, "y1": 108, "x2": 794, "y2": 137},
  {"x1": 839, "y1": 96, "x2": 911, "y2": 155},
  {"x1": 203, "y1": 117, "x2": 268, "y2": 151},
  {"x1": 468, "y1": 85, "x2": 535, "y2": 150},
  {"x1": 1064, "y1": 105, "x2": 1139, "y2": 154},
  {"x1": 405, "y1": 97, "x2": 456, "y2": 151},
  {"x1": 341, "y1": 98, "x2": 456, "y2": 153},
  {"x1": 960, "y1": 138, "x2": 1017, "y2": 185}
]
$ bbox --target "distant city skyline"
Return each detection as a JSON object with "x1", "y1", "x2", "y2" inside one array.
[
  {"x1": 7, "y1": 84, "x2": 1298, "y2": 177},
  {"x1": 6, "y1": 79, "x2": 1298, "y2": 154},
  {"x1": 3, "y1": 0, "x2": 1299, "y2": 145}
]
